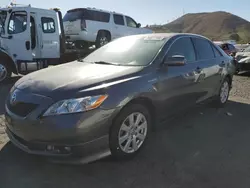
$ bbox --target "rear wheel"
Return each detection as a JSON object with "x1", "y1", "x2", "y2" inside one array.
[
  {"x1": 96, "y1": 31, "x2": 110, "y2": 48},
  {"x1": 0, "y1": 61, "x2": 11, "y2": 83},
  {"x1": 214, "y1": 77, "x2": 230, "y2": 107},
  {"x1": 109, "y1": 104, "x2": 151, "y2": 160}
]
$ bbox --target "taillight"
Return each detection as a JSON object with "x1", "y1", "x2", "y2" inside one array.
[{"x1": 81, "y1": 19, "x2": 86, "y2": 30}]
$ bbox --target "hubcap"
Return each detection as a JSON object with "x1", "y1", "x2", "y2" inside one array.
[
  {"x1": 118, "y1": 112, "x2": 148, "y2": 154},
  {"x1": 0, "y1": 64, "x2": 7, "y2": 82},
  {"x1": 220, "y1": 81, "x2": 229, "y2": 103},
  {"x1": 99, "y1": 37, "x2": 109, "y2": 46}
]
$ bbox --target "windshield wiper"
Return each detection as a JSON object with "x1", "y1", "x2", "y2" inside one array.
[{"x1": 93, "y1": 61, "x2": 119, "y2": 65}]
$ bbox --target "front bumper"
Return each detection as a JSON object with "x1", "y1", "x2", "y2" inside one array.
[{"x1": 4, "y1": 90, "x2": 120, "y2": 160}]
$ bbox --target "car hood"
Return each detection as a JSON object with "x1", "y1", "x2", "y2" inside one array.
[
  {"x1": 236, "y1": 52, "x2": 250, "y2": 62},
  {"x1": 236, "y1": 51, "x2": 250, "y2": 57},
  {"x1": 14, "y1": 61, "x2": 143, "y2": 98}
]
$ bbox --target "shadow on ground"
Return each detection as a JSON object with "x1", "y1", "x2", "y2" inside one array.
[{"x1": 1, "y1": 100, "x2": 250, "y2": 188}]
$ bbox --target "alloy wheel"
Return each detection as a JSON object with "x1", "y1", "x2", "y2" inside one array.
[
  {"x1": 220, "y1": 81, "x2": 229, "y2": 104},
  {"x1": 99, "y1": 36, "x2": 109, "y2": 46},
  {"x1": 118, "y1": 112, "x2": 148, "y2": 154},
  {"x1": 0, "y1": 63, "x2": 7, "y2": 82}
]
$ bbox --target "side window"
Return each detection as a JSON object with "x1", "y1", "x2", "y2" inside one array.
[
  {"x1": 212, "y1": 44, "x2": 223, "y2": 57},
  {"x1": 125, "y1": 16, "x2": 137, "y2": 28},
  {"x1": 41, "y1": 17, "x2": 55, "y2": 33},
  {"x1": 8, "y1": 11, "x2": 27, "y2": 34},
  {"x1": 113, "y1": 14, "x2": 125, "y2": 25},
  {"x1": 167, "y1": 37, "x2": 196, "y2": 62},
  {"x1": 192, "y1": 38, "x2": 214, "y2": 60},
  {"x1": 228, "y1": 44, "x2": 235, "y2": 50},
  {"x1": 86, "y1": 10, "x2": 110, "y2": 23},
  {"x1": 221, "y1": 44, "x2": 229, "y2": 51}
]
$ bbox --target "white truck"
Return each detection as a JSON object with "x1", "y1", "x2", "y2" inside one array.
[{"x1": 0, "y1": 5, "x2": 68, "y2": 83}]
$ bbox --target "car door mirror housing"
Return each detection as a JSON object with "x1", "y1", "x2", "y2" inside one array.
[
  {"x1": 164, "y1": 55, "x2": 186, "y2": 66},
  {"x1": 136, "y1": 23, "x2": 141, "y2": 28}
]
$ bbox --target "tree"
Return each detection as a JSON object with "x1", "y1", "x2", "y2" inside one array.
[{"x1": 229, "y1": 33, "x2": 240, "y2": 42}]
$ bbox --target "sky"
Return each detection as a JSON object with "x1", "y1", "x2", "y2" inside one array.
[{"x1": 1, "y1": 0, "x2": 250, "y2": 26}]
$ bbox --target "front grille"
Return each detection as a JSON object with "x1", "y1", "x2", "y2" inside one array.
[{"x1": 7, "y1": 102, "x2": 38, "y2": 117}]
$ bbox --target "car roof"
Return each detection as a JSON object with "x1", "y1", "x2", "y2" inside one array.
[{"x1": 129, "y1": 33, "x2": 211, "y2": 41}]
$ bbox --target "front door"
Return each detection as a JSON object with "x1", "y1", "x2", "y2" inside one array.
[
  {"x1": 125, "y1": 16, "x2": 140, "y2": 35},
  {"x1": 4, "y1": 10, "x2": 32, "y2": 61},
  {"x1": 157, "y1": 37, "x2": 203, "y2": 119}
]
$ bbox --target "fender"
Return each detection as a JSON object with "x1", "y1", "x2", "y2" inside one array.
[{"x1": 0, "y1": 48, "x2": 18, "y2": 74}]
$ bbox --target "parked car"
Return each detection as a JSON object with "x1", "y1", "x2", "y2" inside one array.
[
  {"x1": 215, "y1": 42, "x2": 237, "y2": 56},
  {"x1": 235, "y1": 45, "x2": 250, "y2": 73},
  {"x1": 4, "y1": 33, "x2": 235, "y2": 163},
  {"x1": 63, "y1": 8, "x2": 153, "y2": 48}
]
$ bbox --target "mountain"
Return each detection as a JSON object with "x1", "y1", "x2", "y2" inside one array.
[{"x1": 150, "y1": 11, "x2": 250, "y2": 42}]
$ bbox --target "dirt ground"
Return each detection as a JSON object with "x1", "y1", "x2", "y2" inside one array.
[{"x1": 1, "y1": 74, "x2": 250, "y2": 188}]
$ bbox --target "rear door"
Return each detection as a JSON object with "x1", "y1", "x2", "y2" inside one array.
[
  {"x1": 37, "y1": 14, "x2": 60, "y2": 59},
  {"x1": 5, "y1": 10, "x2": 32, "y2": 61},
  {"x1": 112, "y1": 14, "x2": 127, "y2": 39},
  {"x1": 191, "y1": 37, "x2": 222, "y2": 102}
]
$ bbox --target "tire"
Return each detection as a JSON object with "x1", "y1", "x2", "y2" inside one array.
[
  {"x1": 0, "y1": 61, "x2": 11, "y2": 84},
  {"x1": 109, "y1": 103, "x2": 151, "y2": 160},
  {"x1": 96, "y1": 31, "x2": 110, "y2": 48},
  {"x1": 213, "y1": 77, "x2": 230, "y2": 108}
]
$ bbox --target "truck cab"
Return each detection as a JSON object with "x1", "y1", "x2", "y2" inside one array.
[{"x1": 0, "y1": 5, "x2": 61, "y2": 83}]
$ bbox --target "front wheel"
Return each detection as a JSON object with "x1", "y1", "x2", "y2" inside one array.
[
  {"x1": 0, "y1": 61, "x2": 11, "y2": 84},
  {"x1": 109, "y1": 104, "x2": 151, "y2": 160}
]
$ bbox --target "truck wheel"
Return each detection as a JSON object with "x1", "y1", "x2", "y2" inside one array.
[
  {"x1": 0, "y1": 61, "x2": 11, "y2": 83},
  {"x1": 96, "y1": 31, "x2": 110, "y2": 48}
]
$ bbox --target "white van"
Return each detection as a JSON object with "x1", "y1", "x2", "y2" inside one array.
[{"x1": 63, "y1": 8, "x2": 153, "y2": 48}]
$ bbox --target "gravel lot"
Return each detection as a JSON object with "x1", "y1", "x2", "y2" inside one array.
[{"x1": 1, "y1": 73, "x2": 250, "y2": 188}]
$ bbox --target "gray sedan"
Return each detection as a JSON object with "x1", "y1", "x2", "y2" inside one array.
[{"x1": 4, "y1": 33, "x2": 235, "y2": 163}]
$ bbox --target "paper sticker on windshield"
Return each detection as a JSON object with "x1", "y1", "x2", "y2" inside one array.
[{"x1": 143, "y1": 36, "x2": 165, "y2": 41}]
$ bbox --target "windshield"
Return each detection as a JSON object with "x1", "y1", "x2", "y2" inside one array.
[
  {"x1": 83, "y1": 35, "x2": 168, "y2": 66},
  {"x1": 0, "y1": 11, "x2": 7, "y2": 34},
  {"x1": 244, "y1": 46, "x2": 250, "y2": 52}
]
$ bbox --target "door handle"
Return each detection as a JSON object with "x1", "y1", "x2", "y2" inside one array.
[{"x1": 25, "y1": 41, "x2": 30, "y2": 50}]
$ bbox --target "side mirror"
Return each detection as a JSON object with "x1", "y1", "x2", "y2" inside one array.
[
  {"x1": 136, "y1": 23, "x2": 141, "y2": 28},
  {"x1": 163, "y1": 55, "x2": 186, "y2": 66}
]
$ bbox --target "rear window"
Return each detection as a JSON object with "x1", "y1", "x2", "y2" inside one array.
[{"x1": 63, "y1": 9, "x2": 110, "y2": 23}]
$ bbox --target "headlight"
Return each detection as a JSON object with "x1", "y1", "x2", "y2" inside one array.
[{"x1": 43, "y1": 95, "x2": 108, "y2": 116}]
